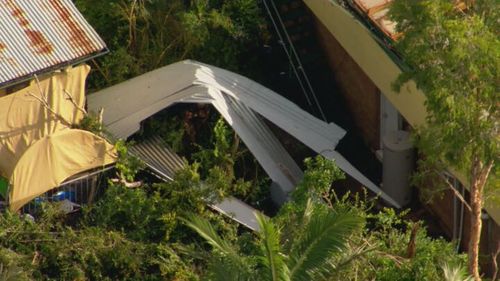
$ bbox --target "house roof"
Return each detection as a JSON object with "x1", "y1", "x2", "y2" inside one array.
[
  {"x1": 352, "y1": 0, "x2": 400, "y2": 41},
  {"x1": 0, "y1": 0, "x2": 107, "y2": 89}
]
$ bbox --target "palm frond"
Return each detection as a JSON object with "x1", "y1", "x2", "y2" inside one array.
[
  {"x1": 287, "y1": 209, "x2": 362, "y2": 281},
  {"x1": 182, "y1": 213, "x2": 255, "y2": 280},
  {"x1": 441, "y1": 263, "x2": 473, "y2": 281},
  {"x1": 301, "y1": 199, "x2": 315, "y2": 227},
  {"x1": 255, "y1": 213, "x2": 290, "y2": 281},
  {"x1": 313, "y1": 239, "x2": 378, "y2": 280},
  {"x1": 181, "y1": 213, "x2": 235, "y2": 255},
  {"x1": 206, "y1": 256, "x2": 253, "y2": 281}
]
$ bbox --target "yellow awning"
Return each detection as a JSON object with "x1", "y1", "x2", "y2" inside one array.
[
  {"x1": 0, "y1": 65, "x2": 117, "y2": 210},
  {"x1": 9, "y1": 129, "x2": 116, "y2": 211},
  {"x1": 0, "y1": 65, "x2": 89, "y2": 178}
]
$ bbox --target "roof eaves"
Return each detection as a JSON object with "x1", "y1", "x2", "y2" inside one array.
[{"x1": 0, "y1": 47, "x2": 108, "y2": 90}]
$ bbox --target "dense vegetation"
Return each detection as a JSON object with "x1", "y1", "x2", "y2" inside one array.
[
  {"x1": 0, "y1": 156, "x2": 468, "y2": 280},
  {"x1": 0, "y1": 1, "x2": 488, "y2": 280},
  {"x1": 75, "y1": 0, "x2": 269, "y2": 91},
  {"x1": 390, "y1": 1, "x2": 499, "y2": 279}
]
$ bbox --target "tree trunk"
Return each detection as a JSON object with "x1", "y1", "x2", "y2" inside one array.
[
  {"x1": 467, "y1": 159, "x2": 493, "y2": 281},
  {"x1": 468, "y1": 184, "x2": 482, "y2": 281}
]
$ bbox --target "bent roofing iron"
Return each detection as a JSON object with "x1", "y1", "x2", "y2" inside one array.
[{"x1": 88, "y1": 60, "x2": 401, "y2": 208}]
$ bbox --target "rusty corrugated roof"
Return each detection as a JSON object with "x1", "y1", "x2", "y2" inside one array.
[{"x1": 0, "y1": 0, "x2": 107, "y2": 88}]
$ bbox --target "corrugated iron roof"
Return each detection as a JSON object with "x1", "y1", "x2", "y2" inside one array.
[
  {"x1": 128, "y1": 134, "x2": 263, "y2": 231},
  {"x1": 129, "y1": 136, "x2": 185, "y2": 181},
  {"x1": 88, "y1": 60, "x2": 401, "y2": 208},
  {"x1": 0, "y1": 0, "x2": 107, "y2": 88}
]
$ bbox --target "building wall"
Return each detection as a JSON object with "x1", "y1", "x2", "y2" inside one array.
[
  {"x1": 307, "y1": 3, "x2": 499, "y2": 275},
  {"x1": 312, "y1": 17, "x2": 380, "y2": 149},
  {"x1": 303, "y1": 0, "x2": 499, "y2": 226}
]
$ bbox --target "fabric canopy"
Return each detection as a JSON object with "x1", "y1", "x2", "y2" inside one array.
[
  {"x1": 0, "y1": 65, "x2": 89, "y2": 178},
  {"x1": 9, "y1": 129, "x2": 116, "y2": 211},
  {"x1": 0, "y1": 64, "x2": 118, "y2": 210}
]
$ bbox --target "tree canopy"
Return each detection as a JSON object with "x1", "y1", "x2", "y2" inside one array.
[
  {"x1": 390, "y1": 0, "x2": 499, "y2": 279},
  {"x1": 75, "y1": 0, "x2": 268, "y2": 91}
]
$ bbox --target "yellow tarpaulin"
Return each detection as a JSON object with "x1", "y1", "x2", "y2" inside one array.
[
  {"x1": 0, "y1": 65, "x2": 89, "y2": 178},
  {"x1": 9, "y1": 129, "x2": 116, "y2": 211},
  {"x1": 0, "y1": 64, "x2": 118, "y2": 210}
]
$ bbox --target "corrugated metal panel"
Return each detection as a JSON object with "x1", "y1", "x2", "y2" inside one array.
[
  {"x1": 210, "y1": 197, "x2": 261, "y2": 231},
  {"x1": 88, "y1": 60, "x2": 401, "y2": 208},
  {"x1": 210, "y1": 90, "x2": 303, "y2": 203},
  {"x1": 129, "y1": 136, "x2": 185, "y2": 181},
  {"x1": 129, "y1": 135, "x2": 263, "y2": 231},
  {"x1": 0, "y1": 0, "x2": 107, "y2": 88}
]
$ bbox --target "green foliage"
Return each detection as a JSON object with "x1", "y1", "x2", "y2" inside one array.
[
  {"x1": 184, "y1": 204, "x2": 362, "y2": 281},
  {"x1": 76, "y1": 0, "x2": 267, "y2": 91},
  {"x1": 0, "y1": 180, "x2": 214, "y2": 280},
  {"x1": 114, "y1": 140, "x2": 145, "y2": 182},
  {"x1": 0, "y1": 154, "x2": 469, "y2": 280},
  {"x1": 271, "y1": 156, "x2": 467, "y2": 281},
  {"x1": 82, "y1": 183, "x2": 171, "y2": 242},
  {"x1": 181, "y1": 213, "x2": 254, "y2": 281},
  {"x1": 194, "y1": 118, "x2": 236, "y2": 177},
  {"x1": 0, "y1": 248, "x2": 30, "y2": 281},
  {"x1": 442, "y1": 263, "x2": 473, "y2": 281},
  {"x1": 329, "y1": 206, "x2": 467, "y2": 281},
  {"x1": 143, "y1": 112, "x2": 270, "y2": 206},
  {"x1": 147, "y1": 115, "x2": 186, "y2": 153},
  {"x1": 390, "y1": 2, "x2": 499, "y2": 277},
  {"x1": 255, "y1": 213, "x2": 289, "y2": 281},
  {"x1": 181, "y1": 0, "x2": 267, "y2": 74},
  {"x1": 275, "y1": 156, "x2": 347, "y2": 242},
  {"x1": 84, "y1": 163, "x2": 218, "y2": 242},
  {"x1": 374, "y1": 225, "x2": 463, "y2": 280},
  {"x1": 184, "y1": 156, "x2": 364, "y2": 281},
  {"x1": 286, "y1": 208, "x2": 362, "y2": 281},
  {"x1": 290, "y1": 156, "x2": 345, "y2": 205},
  {"x1": 74, "y1": 113, "x2": 105, "y2": 136},
  {"x1": 190, "y1": 117, "x2": 270, "y2": 204},
  {"x1": 389, "y1": 0, "x2": 499, "y2": 198}
]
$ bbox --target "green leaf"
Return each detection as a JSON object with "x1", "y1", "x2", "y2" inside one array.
[
  {"x1": 255, "y1": 213, "x2": 290, "y2": 281},
  {"x1": 287, "y1": 209, "x2": 362, "y2": 281}
]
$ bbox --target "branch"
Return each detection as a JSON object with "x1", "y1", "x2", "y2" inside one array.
[
  {"x1": 436, "y1": 171, "x2": 472, "y2": 212},
  {"x1": 27, "y1": 74, "x2": 74, "y2": 126},
  {"x1": 26, "y1": 92, "x2": 71, "y2": 127},
  {"x1": 33, "y1": 74, "x2": 47, "y2": 101},
  {"x1": 492, "y1": 241, "x2": 500, "y2": 281},
  {"x1": 406, "y1": 223, "x2": 420, "y2": 258},
  {"x1": 477, "y1": 160, "x2": 494, "y2": 195},
  {"x1": 110, "y1": 178, "x2": 143, "y2": 188},
  {"x1": 63, "y1": 90, "x2": 87, "y2": 115},
  {"x1": 91, "y1": 59, "x2": 111, "y2": 85}
]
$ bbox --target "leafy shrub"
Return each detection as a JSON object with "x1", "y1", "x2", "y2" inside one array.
[
  {"x1": 114, "y1": 140, "x2": 145, "y2": 182},
  {"x1": 82, "y1": 183, "x2": 171, "y2": 242}
]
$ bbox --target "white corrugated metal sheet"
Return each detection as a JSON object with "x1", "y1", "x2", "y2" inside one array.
[
  {"x1": 129, "y1": 134, "x2": 263, "y2": 231},
  {"x1": 88, "y1": 60, "x2": 401, "y2": 208},
  {"x1": 129, "y1": 136, "x2": 185, "y2": 181},
  {"x1": 0, "y1": 0, "x2": 106, "y2": 88}
]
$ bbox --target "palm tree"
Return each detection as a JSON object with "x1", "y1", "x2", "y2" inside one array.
[
  {"x1": 441, "y1": 263, "x2": 473, "y2": 281},
  {"x1": 183, "y1": 200, "x2": 363, "y2": 281}
]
